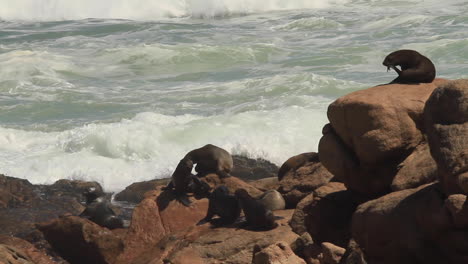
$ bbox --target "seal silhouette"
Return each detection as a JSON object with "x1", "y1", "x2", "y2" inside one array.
[
  {"x1": 235, "y1": 188, "x2": 277, "y2": 230},
  {"x1": 382, "y1": 49, "x2": 436, "y2": 84},
  {"x1": 197, "y1": 185, "x2": 241, "y2": 226},
  {"x1": 79, "y1": 188, "x2": 123, "y2": 229},
  {"x1": 166, "y1": 144, "x2": 233, "y2": 206}
]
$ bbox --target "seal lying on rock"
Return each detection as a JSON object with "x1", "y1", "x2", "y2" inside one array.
[
  {"x1": 235, "y1": 188, "x2": 278, "y2": 230},
  {"x1": 197, "y1": 185, "x2": 241, "y2": 226},
  {"x1": 382, "y1": 49, "x2": 436, "y2": 84},
  {"x1": 257, "y1": 189, "x2": 286, "y2": 211},
  {"x1": 79, "y1": 188, "x2": 123, "y2": 229}
]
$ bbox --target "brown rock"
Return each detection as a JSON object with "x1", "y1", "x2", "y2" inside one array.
[
  {"x1": 252, "y1": 241, "x2": 307, "y2": 264},
  {"x1": 231, "y1": 155, "x2": 279, "y2": 181},
  {"x1": 338, "y1": 239, "x2": 367, "y2": 264},
  {"x1": 47, "y1": 179, "x2": 103, "y2": 201},
  {"x1": 278, "y1": 154, "x2": 334, "y2": 208},
  {"x1": 114, "y1": 178, "x2": 171, "y2": 204},
  {"x1": 424, "y1": 79, "x2": 468, "y2": 194},
  {"x1": 328, "y1": 79, "x2": 447, "y2": 164},
  {"x1": 157, "y1": 193, "x2": 209, "y2": 234},
  {"x1": 391, "y1": 142, "x2": 438, "y2": 191},
  {"x1": 351, "y1": 183, "x2": 463, "y2": 264},
  {"x1": 249, "y1": 177, "x2": 280, "y2": 192},
  {"x1": 0, "y1": 174, "x2": 36, "y2": 209},
  {"x1": 37, "y1": 215, "x2": 124, "y2": 264},
  {"x1": 278, "y1": 153, "x2": 318, "y2": 181},
  {"x1": 290, "y1": 194, "x2": 314, "y2": 235},
  {"x1": 0, "y1": 176, "x2": 95, "y2": 242},
  {"x1": 0, "y1": 235, "x2": 56, "y2": 264},
  {"x1": 164, "y1": 210, "x2": 299, "y2": 264},
  {"x1": 0, "y1": 244, "x2": 34, "y2": 264},
  {"x1": 116, "y1": 193, "x2": 208, "y2": 264},
  {"x1": 444, "y1": 194, "x2": 468, "y2": 228},
  {"x1": 320, "y1": 242, "x2": 345, "y2": 264},
  {"x1": 115, "y1": 198, "x2": 166, "y2": 264},
  {"x1": 304, "y1": 182, "x2": 357, "y2": 248},
  {"x1": 319, "y1": 79, "x2": 448, "y2": 196}
]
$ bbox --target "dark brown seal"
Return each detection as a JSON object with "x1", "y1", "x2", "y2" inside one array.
[
  {"x1": 382, "y1": 49, "x2": 436, "y2": 84},
  {"x1": 235, "y1": 188, "x2": 277, "y2": 230},
  {"x1": 79, "y1": 188, "x2": 123, "y2": 229},
  {"x1": 185, "y1": 144, "x2": 234, "y2": 177},
  {"x1": 197, "y1": 185, "x2": 241, "y2": 226},
  {"x1": 165, "y1": 159, "x2": 209, "y2": 206}
]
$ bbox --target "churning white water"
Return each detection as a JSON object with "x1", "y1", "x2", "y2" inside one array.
[{"x1": 0, "y1": 0, "x2": 467, "y2": 191}]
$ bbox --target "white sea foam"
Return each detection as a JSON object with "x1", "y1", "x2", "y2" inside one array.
[
  {"x1": 0, "y1": 108, "x2": 328, "y2": 191},
  {"x1": 0, "y1": 0, "x2": 349, "y2": 21}
]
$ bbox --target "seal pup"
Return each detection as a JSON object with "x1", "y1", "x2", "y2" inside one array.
[
  {"x1": 184, "y1": 144, "x2": 233, "y2": 178},
  {"x1": 197, "y1": 185, "x2": 241, "y2": 226},
  {"x1": 382, "y1": 49, "x2": 436, "y2": 84},
  {"x1": 80, "y1": 188, "x2": 124, "y2": 229},
  {"x1": 235, "y1": 188, "x2": 277, "y2": 230},
  {"x1": 257, "y1": 189, "x2": 286, "y2": 211},
  {"x1": 166, "y1": 159, "x2": 196, "y2": 206}
]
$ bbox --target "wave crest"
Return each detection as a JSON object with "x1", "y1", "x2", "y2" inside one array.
[{"x1": 0, "y1": 0, "x2": 349, "y2": 21}]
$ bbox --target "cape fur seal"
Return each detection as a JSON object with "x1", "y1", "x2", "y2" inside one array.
[
  {"x1": 382, "y1": 49, "x2": 436, "y2": 84},
  {"x1": 235, "y1": 188, "x2": 277, "y2": 230},
  {"x1": 166, "y1": 144, "x2": 232, "y2": 206},
  {"x1": 197, "y1": 185, "x2": 241, "y2": 226},
  {"x1": 184, "y1": 144, "x2": 233, "y2": 177},
  {"x1": 80, "y1": 188, "x2": 123, "y2": 229},
  {"x1": 165, "y1": 159, "x2": 211, "y2": 206},
  {"x1": 257, "y1": 189, "x2": 286, "y2": 211}
]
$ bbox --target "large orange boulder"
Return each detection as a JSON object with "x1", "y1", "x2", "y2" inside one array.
[
  {"x1": 319, "y1": 79, "x2": 447, "y2": 196},
  {"x1": 37, "y1": 215, "x2": 124, "y2": 264},
  {"x1": 115, "y1": 191, "x2": 208, "y2": 264},
  {"x1": 424, "y1": 79, "x2": 468, "y2": 194},
  {"x1": 351, "y1": 183, "x2": 468, "y2": 264}
]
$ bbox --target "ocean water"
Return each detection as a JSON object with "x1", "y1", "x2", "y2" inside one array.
[{"x1": 1, "y1": 0, "x2": 467, "y2": 191}]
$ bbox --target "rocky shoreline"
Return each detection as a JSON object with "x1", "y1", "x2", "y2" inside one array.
[{"x1": 1, "y1": 79, "x2": 467, "y2": 264}]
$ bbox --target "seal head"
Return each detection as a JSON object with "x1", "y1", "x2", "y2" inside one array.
[{"x1": 382, "y1": 49, "x2": 436, "y2": 84}]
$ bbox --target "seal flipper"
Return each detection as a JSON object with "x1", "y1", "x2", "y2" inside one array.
[
  {"x1": 197, "y1": 218, "x2": 209, "y2": 226},
  {"x1": 177, "y1": 194, "x2": 192, "y2": 207},
  {"x1": 162, "y1": 180, "x2": 174, "y2": 191}
]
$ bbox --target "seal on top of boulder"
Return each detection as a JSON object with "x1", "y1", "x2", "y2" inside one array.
[
  {"x1": 197, "y1": 185, "x2": 241, "y2": 226},
  {"x1": 79, "y1": 187, "x2": 124, "y2": 229},
  {"x1": 382, "y1": 49, "x2": 436, "y2": 84},
  {"x1": 235, "y1": 188, "x2": 278, "y2": 230}
]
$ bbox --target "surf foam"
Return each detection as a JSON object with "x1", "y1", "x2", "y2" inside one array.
[{"x1": 0, "y1": 0, "x2": 349, "y2": 21}]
